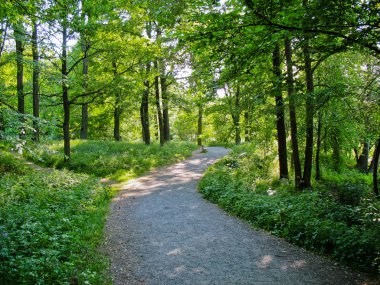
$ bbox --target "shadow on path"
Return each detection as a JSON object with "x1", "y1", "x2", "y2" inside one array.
[{"x1": 104, "y1": 147, "x2": 376, "y2": 285}]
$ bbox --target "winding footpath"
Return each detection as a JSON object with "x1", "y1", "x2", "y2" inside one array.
[{"x1": 104, "y1": 147, "x2": 375, "y2": 285}]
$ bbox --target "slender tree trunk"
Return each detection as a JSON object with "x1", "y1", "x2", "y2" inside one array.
[
  {"x1": 233, "y1": 86, "x2": 241, "y2": 145},
  {"x1": 273, "y1": 44, "x2": 289, "y2": 179},
  {"x1": 32, "y1": 21, "x2": 40, "y2": 141},
  {"x1": 160, "y1": 61, "x2": 170, "y2": 142},
  {"x1": 141, "y1": 63, "x2": 151, "y2": 145},
  {"x1": 14, "y1": 24, "x2": 24, "y2": 115},
  {"x1": 244, "y1": 111, "x2": 251, "y2": 143},
  {"x1": 114, "y1": 104, "x2": 121, "y2": 141},
  {"x1": 197, "y1": 105, "x2": 203, "y2": 146},
  {"x1": 154, "y1": 61, "x2": 164, "y2": 146},
  {"x1": 285, "y1": 37, "x2": 301, "y2": 188},
  {"x1": 356, "y1": 141, "x2": 369, "y2": 173},
  {"x1": 80, "y1": 41, "x2": 89, "y2": 139},
  {"x1": 315, "y1": 112, "x2": 323, "y2": 179},
  {"x1": 373, "y1": 137, "x2": 380, "y2": 196},
  {"x1": 62, "y1": 24, "x2": 71, "y2": 162},
  {"x1": 302, "y1": 38, "x2": 314, "y2": 188}
]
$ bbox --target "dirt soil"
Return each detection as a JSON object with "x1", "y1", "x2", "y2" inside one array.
[{"x1": 103, "y1": 147, "x2": 377, "y2": 285}]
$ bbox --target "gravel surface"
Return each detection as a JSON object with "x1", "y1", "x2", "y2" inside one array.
[{"x1": 103, "y1": 147, "x2": 377, "y2": 285}]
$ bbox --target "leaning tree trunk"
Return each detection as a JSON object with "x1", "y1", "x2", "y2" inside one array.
[
  {"x1": 141, "y1": 63, "x2": 151, "y2": 145},
  {"x1": 197, "y1": 105, "x2": 203, "y2": 146},
  {"x1": 373, "y1": 137, "x2": 380, "y2": 196},
  {"x1": 32, "y1": 21, "x2": 40, "y2": 141},
  {"x1": 285, "y1": 37, "x2": 302, "y2": 188},
  {"x1": 273, "y1": 44, "x2": 289, "y2": 179},
  {"x1": 302, "y1": 37, "x2": 315, "y2": 188},
  {"x1": 62, "y1": 23, "x2": 71, "y2": 162},
  {"x1": 154, "y1": 61, "x2": 164, "y2": 146}
]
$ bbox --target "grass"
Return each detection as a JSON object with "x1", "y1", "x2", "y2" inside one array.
[
  {"x1": 26, "y1": 140, "x2": 198, "y2": 181},
  {"x1": 198, "y1": 143, "x2": 380, "y2": 276},
  {"x1": 0, "y1": 151, "x2": 111, "y2": 284}
]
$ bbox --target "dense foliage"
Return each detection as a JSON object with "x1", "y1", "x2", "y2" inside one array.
[
  {"x1": 26, "y1": 140, "x2": 197, "y2": 180},
  {"x1": 0, "y1": 152, "x2": 111, "y2": 284},
  {"x1": 199, "y1": 144, "x2": 380, "y2": 274}
]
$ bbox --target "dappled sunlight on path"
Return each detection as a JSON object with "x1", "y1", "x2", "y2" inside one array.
[{"x1": 104, "y1": 147, "x2": 375, "y2": 285}]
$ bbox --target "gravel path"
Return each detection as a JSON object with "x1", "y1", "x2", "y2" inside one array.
[{"x1": 104, "y1": 147, "x2": 375, "y2": 285}]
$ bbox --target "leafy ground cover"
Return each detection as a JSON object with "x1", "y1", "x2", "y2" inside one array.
[
  {"x1": 26, "y1": 140, "x2": 197, "y2": 181},
  {"x1": 0, "y1": 151, "x2": 111, "y2": 284},
  {"x1": 1, "y1": 140, "x2": 197, "y2": 284},
  {"x1": 198, "y1": 144, "x2": 380, "y2": 276}
]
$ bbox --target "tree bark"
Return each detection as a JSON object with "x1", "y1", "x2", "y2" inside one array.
[
  {"x1": 197, "y1": 105, "x2": 203, "y2": 146},
  {"x1": 233, "y1": 86, "x2": 241, "y2": 145},
  {"x1": 160, "y1": 61, "x2": 170, "y2": 142},
  {"x1": 32, "y1": 21, "x2": 40, "y2": 141},
  {"x1": 113, "y1": 105, "x2": 121, "y2": 141},
  {"x1": 80, "y1": 40, "x2": 89, "y2": 139},
  {"x1": 273, "y1": 44, "x2": 289, "y2": 179},
  {"x1": 154, "y1": 61, "x2": 164, "y2": 146},
  {"x1": 315, "y1": 112, "x2": 323, "y2": 179},
  {"x1": 14, "y1": 24, "x2": 24, "y2": 115},
  {"x1": 356, "y1": 141, "x2": 369, "y2": 173},
  {"x1": 244, "y1": 111, "x2": 251, "y2": 142},
  {"x1": 141, "y1": 63, "x2": 151, "y2": 145},
  {"x1": 62, "y1": 23, "x2": 71, "y2": 162},
  {"x1": 302, "y1": 37, "x2": 314, "y2": 188},
  {"x1": 285, "y1": 37, "x2": 301, "y2": 188},
  {"x1": 373, "y1": 137, "x2": 380, "y2": 196}
]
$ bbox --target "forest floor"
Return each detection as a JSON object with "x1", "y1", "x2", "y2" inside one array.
[{"x1": 103, "y1": 147, "x2": 377, "y2": 285}]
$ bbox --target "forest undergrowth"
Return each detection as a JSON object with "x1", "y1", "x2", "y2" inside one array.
[
  {"x1": 199, "y1": 144, "x2": 380, "y2": 277},
  {"x1": 0, "y1": 141, "x2": 197, "y2": 284}
]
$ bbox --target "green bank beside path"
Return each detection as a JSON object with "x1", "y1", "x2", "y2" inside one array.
[
  {"x1": 198, "y1": 144, "x2": 380, "y2": 277},
  {"x1": 0, "y1": 141, "x2": 197, "y2": 284}
]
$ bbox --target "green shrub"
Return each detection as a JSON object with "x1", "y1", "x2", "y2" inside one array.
[
  {"x1": 0, "y1": 169, "x2": 111, "y2": 284},
  {"x1": 0, "y1": 151, "x2": 27, "y2": 176},
  {"x1": 199, "y1": 145, "x2": 380, "y2": 275},
  {"x1": 26, "y1": 140, "x2": 197, "y2": 179}
]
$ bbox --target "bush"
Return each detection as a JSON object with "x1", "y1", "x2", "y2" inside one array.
[
  {"x1": 0, "y1": 151, "x2": 27, "y2": 176},
  {"x1": 198, "y1": 145, "x2": 380, "y2": 275},
  {"x1": 0, "y1": 168, "x2": 111, "y2": 284},
  {"x1": 26, "y1": 140, "x2": 198, "y2": 179}
]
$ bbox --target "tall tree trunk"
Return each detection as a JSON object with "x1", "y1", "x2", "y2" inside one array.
[
  {"x1": 114, "y1": 104, "x2": 121, "y2": 141},
  {"x1": 373, "y1": 137, "x2": 380, "y2": 196},
  {"x1": 14, "y1": 24, "x2": 24, "y2": 115},
  {"x1": 160, "y1": 61, "x2": 170, "y2": 142},
  {"x1": 285, "y1": 37, "x2": 301, "y2": 188},
  {"x1": 244, "y1": 111, "x2": 251, "y2": 142},
  {"x1": 315, "y1": 112, "x2": 323, "y2": 179},
  {"x1": 302, "y1": 38, "x2": 314, "y2": 188},
  {"x1": 356, "y1": 141, "x2": 369, "y2": 173},
  {"x1": 154, "y1": 61, "x2": 164, "y2": 146},
  {"x1": 141, "y1": 63, "x2": 151, "y2": 145},
  {"x1": 80, "y1": 6, "x2": 89, "y2": 139},
  {"x1": 197, "y1": 105, "x2": 203, "y2": 146},
  {"x1": 233, "y1": 86, "x2": 241, "y2": 145},
  {"x1": 32, "y1": 21, "x2": 40, "y2": 141},
  {"x1": 273, "y1": 44, "x2": 289, "y2": 179},
  {"x1": 62, "y1": 23, "x2": 71, "y2": 162},
  {"x1": 80, "y1": 42, "x2": 89, "y2": 139}
]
